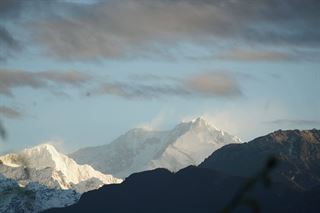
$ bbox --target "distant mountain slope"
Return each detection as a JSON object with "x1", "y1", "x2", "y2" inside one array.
[
  {"x1": 71, "y1": 117, "x2": 240, "y2": 178},
  {"x1": 45, "y1": 166, "x2": 320, "y2": 213},
  {"x1": 0, "y1": 175, "x2": 79, "y2": 213},
  {"x1": 46, "y1": 129, "x2": 320, "y2": 213},
  {"x1": 0, "y1": 144, "x2": 122, "y2": 193},
  {"x1": 0, "y1": 144, "x2": 122, "y2": 212},
  {"x1": 200, "y1": 129, "x2": 320, "y2": 189}
]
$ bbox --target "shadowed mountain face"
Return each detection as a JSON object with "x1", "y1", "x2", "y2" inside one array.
[
  {"x1": 45, "y1": 130, "x2": 320, "y2": 213},
  {"x1": 200, "y1": 129, "x2": 320, "y2": 190},
  {"x1": 44, "y1": 166, "x2": 320, "y2": 213}
]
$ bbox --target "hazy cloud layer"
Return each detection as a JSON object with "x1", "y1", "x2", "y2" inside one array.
[
  {"x1": 217, "y1": 49, "x2": 295, "y2": 62},
  {"x1": 91, "y1": 71, "x2": 241, "y2": 99},
  {"x1": 0, "y1": 106, "x2": 22, "y2": 119},
  {"x1": 92, "y1": 83, "x2": 190, "y2": 100},
  {"x1": 0, "y1": 69, "x2": 92, "y2": 97},
  {"x1": 266, "y1": 119, "x2": 320, "y2": 126},
  {"x1": 0, "y1": 0, "x2": 318, "y2": 61},
  {"x1": 25, "y1": 0, "x2": 320, "y2": 60},
  {"x1": 0, "y1": 68, "x2": 241, "y2": 100},
  {"x1": 186, "y1": 72, "x2": 241, "y2": 97}
]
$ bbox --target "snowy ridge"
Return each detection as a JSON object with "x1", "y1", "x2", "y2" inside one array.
[
  {"x1": 0, "y1": 144, "x2": 122, "y2": 192},
  {"x1": 0, "y1": 143, "x2": 122, "y2": 212},
  {"x1": 149, "y1": 117, "x2": 240, "y2": 171},
  {"x1": 71, "y1": 117, "x2": 241, "y2": 178},
  {"x1": 0, "y1": 175, "x2": 80, "y2": 213}
]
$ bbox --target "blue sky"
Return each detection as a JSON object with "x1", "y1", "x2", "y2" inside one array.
[{"x1": 0, "y1": 0, "x2": 320, "y2": 153}]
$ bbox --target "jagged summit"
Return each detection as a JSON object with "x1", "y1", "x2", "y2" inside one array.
[
  {"x1": 2, "y1": 143, "x2": 65, "y2": 169},
  {"x1": 180, "y1": 117, "x2": 220, "y2": 131},
  {"x1": 191, "y1": 116, "x2": 210, "y2": 126},
  {"x1": 71, "y1": 118, "x2": 240, "y2": 178},
  {"x1": 182, "y1": 116, "x2": 209, "y2": 125},
  {"x1": 0, "y1": 143, "x2": 122, "y2": 212},
  {"x1": 0, "y1": 143, "x2": 122, "y2": 192},
  {"x1": 44, "y1": 129, "x2": 320, "y2": 213},
  {"x1": 31, "y1": 143, "x2": 56, "y2": 150}
]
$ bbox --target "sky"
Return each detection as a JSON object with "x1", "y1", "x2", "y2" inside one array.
[{"x1": 0, "y1": 0, "x2": 320, "y2": 153}]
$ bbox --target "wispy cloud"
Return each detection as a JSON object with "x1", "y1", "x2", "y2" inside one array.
[
  {"x1": 1, "y1": 68, "x2": 241, "y2": 101},
  {"x1": 216, "y1": 49, "x2": 295, "y2": 62},
  {"x1": 137, "y1": 110, "x2": 173, "y2": 130},
  {"x1": 0, "y1": 69, "x2": 92, "y2": 97},
  {"x1": 213, "y1": 48, "x2": 320, "y2": 62},
  {"x1": 265, "y1": 119, "x2": 320, "y2": 126},
  {"x1": 0, "y1": 0, "x2": 319, "y2": 61},
  {"x1": 185, "y1": 72, "x2": 241, "y2": 97},
  {"x1": 91, "y1": 82, "x2": 190, "y2": 100},
  {"x1": 90, "y1": 71, "x2": 242, "y2": 100},
  {"x1": 25, "y1": 0, "x2": 320, "y2": 61},
  {"x1": 0, "y1": 106, "x2": 23, "y2": 119}
]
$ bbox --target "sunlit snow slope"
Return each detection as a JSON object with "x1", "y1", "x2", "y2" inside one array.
[{"x1": 71, "y1": 117, "x2": 240, "y2": 178}]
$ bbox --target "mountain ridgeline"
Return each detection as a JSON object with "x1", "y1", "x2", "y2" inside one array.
[
  {"x1": 200, "y1": 129, "x2": 320, "y2": 190},
  {"x1": 0, "y1": 144, "x2": 122, "y2": 193},
  {"x1": 0, "y1": 144, "x2": 121, "y2": 212},
  {"x1": 70, "y1": 117, "x2": 240, "y2": 178},
  {"x1": 46, "y1": 129, "x2": 320, "y2": 213}
]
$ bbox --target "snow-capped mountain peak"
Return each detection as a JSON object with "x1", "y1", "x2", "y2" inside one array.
[
  {"x1": 0, "y1": 143, "x2": 122, "y2": 212},
  {"x1": 148, "y1": 117, "x2": 241, "y2": 171},
  {"x1": 191, "y1": 116, "x2": 210, "y2": 126},
  {"x1": 71, "y1": 118, "x2": 241, "y2": 178},
  {"x1": 190, "y1": 117, "x2": 225, "y2": 132},
  {"x1": 0, "y1": 143, "x2": 122, "y2": 192},
  {"x1": 2, "y1": 143, "x2": 67, "y2": 170}
]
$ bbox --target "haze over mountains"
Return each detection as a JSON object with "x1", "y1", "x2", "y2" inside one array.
[
  {"x1": 1, "y1": 117, "x2": 319, "y2": 212},
  {"x1": 46, "y1": 129, "x2": 320, "y2": 213},
  {"x1": 0, "y1": 117, "x2": 240, "y2": 212},
  {"x1": 1, "y1": 1, "x2": 318, "y2": 213},
  {"x1": 71, "y1": 117, "x2": 240, "y2": 178}
]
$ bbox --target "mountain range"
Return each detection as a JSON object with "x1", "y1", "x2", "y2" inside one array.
[
  {"x1": 46, "y1": 129, "x2": 320, "y2": 213},
  {"x1": 0, "y1": 117, "x2": 239, "y2": 212},
  {"x1": 2, "y1": 118, "x2": 319, "y2": 212},
  {"x1": 70, "y1": 117, "x2": 240, "y2": 178},
  {"x1": 0, "y1": 144, "x2": 121, "y2": 212}
]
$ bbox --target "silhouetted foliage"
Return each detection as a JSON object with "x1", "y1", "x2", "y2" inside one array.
[{"x1": 222, "y1": 157, "x2": 278, "y2": 213}]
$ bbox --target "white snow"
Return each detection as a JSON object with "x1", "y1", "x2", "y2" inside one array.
[
  {"x1": 0, "y1": 143, "x2": 122, "y2": 192},
  {"x1": 0, "y1": 143, "x2": 122, "y2": 212},
  {"x1": 71, "y1": 117, "x2": 241, "y2": 178},
  {"x1": 0, "y1": 175, "x2": 80, "y2": 213},
  {"x1": 0, "y1": 117, "x2": 240, "y2": 212}
]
